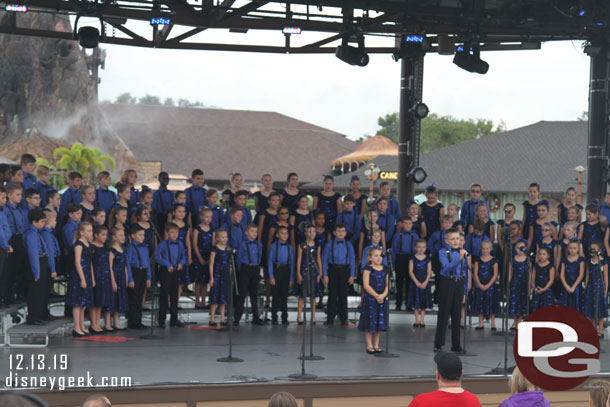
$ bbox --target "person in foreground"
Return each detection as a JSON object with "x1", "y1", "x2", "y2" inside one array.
[
  {"x1": 498, "y1": 366, "x2": 550, "y2": 407},
  {"x1": 268, "y1": 391, "x2": 297, "y2": 407},
  {"x1": 587, "y1": 378, "x2": 610, "y2": 407},
  {"x1": 408, "y1": 351, "x2": 480, "y2": 406}
]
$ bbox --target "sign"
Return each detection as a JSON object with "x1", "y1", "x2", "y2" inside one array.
[
  {"x1": 379, "y1": 171, "x2": 398, "y2": 180},
  {"x1": 514, "y1": 305, "x2": 600, "y2": 391}
]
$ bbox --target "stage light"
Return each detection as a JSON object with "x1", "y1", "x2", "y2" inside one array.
[
  {"x1": 408, "y1": 167, "x2": 427, "y2": 184},
  {"x1": 411, "y1": 102, "x2": 429, "y2": 119},
  {"x1": 392, "y1": 34, "x2": 431, "y2": 61},
  {"x1": 150, "y1": 16, "x2": 171, "y2": 25},
  {"x1": 453, "y1": 43, "x2": 489, "y2": 74},
  {"x1": 5, "y1": 4, "x2": 28, "y2": 12},
  {"x1": 282, "y1": 26, "x2": 302, "y2": 35},
  {"x1": 437, "y1": 34, "x2": 455, "y2": 55},
  {"x1": 77, "y1": 26, "x2": 100, "y2": 48},
  {"x1": 335, "y1": 35, "x2": 369, "y2": 67}
]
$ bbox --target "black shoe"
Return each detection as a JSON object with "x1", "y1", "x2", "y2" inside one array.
[
  {"x1": 232, "y1": 321, "x2": 239, "y2": 327},
  {"x1": 138, "y1": 324, "x2": 148, "y2": 330},
  {"x1": 220, "y1": 321, "x2": 228, "y2": 327},
  {"x1": 272, "y1": 319, "x2": 279, "y2": 326},
  {"x1": 341, "y1": 320, "x2": 348, "y2": 327},
  {"x1": 491, "y1": 327, "x2": 497, "y2": 332},
  {"x1": 90, "y1": 328, "x2": 105, "y2": 334},
  {"x1": 72, "y1": 330, "x2": 86, "y2": 337},
  {"x1": 395, "y1": 304, "x2": 402, "y2": 311},
  {"x1": 420, "y1": 324, "x2": 426, "y2": 328},
  {"x1": 451, "y1": 346, "x2": 463, "y2": 353},
  {"x1": 170, "y1": 321, "x2": 185, "y2": 328},
  {"x1": 324, "y1": 320, "x2": 334, "y2": 326},
  {"x1": 142, "y1": 307, "x2": 151, "y2": 311},
  {"x1": 433, "y1": 346, "x2": 442, "y2": 352},
  {"x1": 413, "y1": 323, "x2": 419, "y2": 328},
  {"x1": 209, "y1": 321, "x2": 218, "y2": 327},
  {"x1": 158, "y1": 322, "x2": 166, "y2": 328},
  {"x1": 282, "y1": 320, "x2": 289, "y2": 326},
  {"x1": 252, "y1": 319, "x2": 265, "y2": 326},
  {"x1": 297, "y1": 321, "x2": 304, "y2": 325},
  {"x1": 475, "y1": 326, "x2": 484, "y2": 331}
]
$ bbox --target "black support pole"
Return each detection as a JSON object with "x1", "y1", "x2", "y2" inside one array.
[
  {"x1": 397, "y1": 53, "x2": 424, "y2": 214},
  {"x1": 586, "y1": 41, "x2": 609, "y2": 202}
]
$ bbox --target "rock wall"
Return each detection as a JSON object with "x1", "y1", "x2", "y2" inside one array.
[{"x1": 0, "y1": 11, "x2": 139, "y2": 173}]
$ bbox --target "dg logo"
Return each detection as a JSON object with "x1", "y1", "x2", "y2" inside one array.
[{"x1": 514, "y1": 305, "x2": 600, "y2": 391}]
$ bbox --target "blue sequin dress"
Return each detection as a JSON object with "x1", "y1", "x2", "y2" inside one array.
[
  {"x1": 293, "y1": 211, "x2": 313, "y2": 245},
  {"x1": 315, "y1": 192, "x2": 341, "y2": 229},
  {"x1": 473, "y1": 258, "x2": 500, "y2": 317},
  {"x1": 358, "y1": 265, "x2": 388, "y2": 333},
  {"x1": 406, "y1": 256, "x2": 433, "y2": 310},
  {"x1": 293, "y1": 244, "x2": 323, "y2": 298},
  {"x1": 531, "y1": 263, "x2": 554, "y2": 311},
  {"x1": 66, "y1": 241, "x2": 94, "y2": 307},
  {"x1": 559, "y1": 257, "x2": 584, "y2": 310},
  {"x1": 143, "y1": 225, "x2": 154, "y2": 258},
  {"x1": 209, "y1": 246, "x2": 231, "y2": 305},
  {"x1": 509, "y1": 258, "x2": 530, "y2": 316},
  {"x1": 581, "y1": 221, "x2": 604, "y2": 259},
  {"x1": 419, "y1": 202, "x2": 443, "y2": 238},
  {"x1": 583, "y1": 260, "x2": 609, "y2": 318},
  {"x1": 193, "y1": 225, "x2": 213, "y2": 284},
  {"x1": 92, "y1": 244, "x2": 112, "y2": 309},
  {"x1": 177, "y1": 224, "x2": 191, "y2": 285},
  {"x1": 109, "y1": 248, "x2": 129, "y2": 313}
]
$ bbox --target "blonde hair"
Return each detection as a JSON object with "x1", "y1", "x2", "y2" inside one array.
[
  {"x1": 110, "y1": 227, "x2": 124, "y2": 246},
  {"x1": 108, "y1": 206, "x2": 127, "y2": 231},
  {"x1": 74, "y1": 221, "x2": 92, "y2": 243},
  {"x1": 268, "y1": 392, "x2": 297, "y2": 407},
  {"x1": 35, "y1": 165, "x2": 49, "y2": 176},
  {"x1": 509, "y1": 366, "x2": 539, "y2": 394},
  {"x1": 367, "y1": 246, "x2": 383, "y2": 266},
  {"x1": 588, "y1": 379, "x2": 610, "y2": 407},
  {"x1": 120, "y1": 169, "x2": 137, "y2": 184}
]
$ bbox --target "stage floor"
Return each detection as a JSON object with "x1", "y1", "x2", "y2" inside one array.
[{"x1": 2, "y1": 299, "x2": 610, "y2": 389}]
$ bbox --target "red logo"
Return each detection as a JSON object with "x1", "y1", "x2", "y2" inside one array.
[{"x1": 514, "y1": 305, "x2": 600, "y2": 391}]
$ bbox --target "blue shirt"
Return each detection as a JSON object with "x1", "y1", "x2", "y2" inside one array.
[
  {"x1": 239, "y1": 239, "x2": 263, "y2": 267},
  {"x1": 439, "y1": 248, "x2": 466, "y2": 278},
  {"x1": 95, "y1": 187, "x2": 117, "y2": 216},
  {"x1": 154, "y1": 239, "x2": 187, "y2": 269},
  {"x1": 22, "y1": 172, "x2": 39, "y2": 191},
  {"x1": 126, "y1": 242, "x2": 152, "y2": 281},
  {"x1": 336, "y1": 210, "x2": 361, "y2": 245},
  {"x1": 206, "y1": 204, "x2": 224, "y2": 230},
  {"x1": 59, "y1": 186, "x2": 83, "y2": 221},
  {"x1": 41, "y1": 227, "x2": 59, "y2": 276},
  {"x1": 464, "y1": 232, "x2": 490, "y2": 258},
  {"x1": 223, "y1": 206, "x2": 252, "y2": 230},
  {"x1": 24, "y1": 225, "x2": 51, "y2": 279},
  {"x1": 361, "y1": 244, "x2": 387, "y2": 272},
  {"x1": 0, "y1": 208, "x2": 11, "y2": 250},
  {"x1": 223, "y1": 222, "x2": 246, "y2": 254},
  {"x1": 601, "y1": 203, "x2": 610, "y2": 224},
  {"x1": 372, "y1": 196, "x2": 402, "y2": 222},
  {"x1": 377, "y1": 211, "x2": 395, "y2": 244},
  {"x1": 267, "y1": 240, "x2": 294, "y2": 280},
  {"x1": 62, "y1": 219, "x2": 80, "y2": 251},
  {"x1": 391, "y1": 230, "x2": 419, "y2": 264},
  {"x1": 185, "y1": 185, "x2": 207, "y2": 221},
  {"x1": 152, "y1": 187, "x2": 174, "y2": 215},
  {"x1": 38, "y1": 183, "x2": 55, "y2": 208},
  {"x1": 128, "y1": 186, "x2": 139, "y2": 207},
  {"x1": 460, "y1": 199, "x2": 490, "y2": 228},
  {"x1": 22, "y1": 205, "x2": 35, "y2": 232},
  {"x1": 322, "y1": 238, "x2": 356, "y2": 277},
  {"x1": 428, "y1": 229, "x2": 448, "y2": 255},
  {"x1": 4, "y1": 202, "x2": 25, "y2": 236}
]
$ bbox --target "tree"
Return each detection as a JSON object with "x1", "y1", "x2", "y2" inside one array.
[
  {"x1": 53, "y1": 143, "x2": 116, "y2": 184},
  {"x1": 115, "y1": 92, "x2": 136, "y2": 104},
  {"x1": 138, "y1": 94, "x2": 162, "y2": 105},
  {"x1": 177, "y1": 98, "x2": 203, "y2": 107},
  {"x1": 578, "y1": 111, "x2": 588, "y2": 121},
  {"x1": 164, "y1": 97, "x2": 175, "y2": 107},
  {"x1": 370, "y1": 112, "x2": 505, "y2": 152}
]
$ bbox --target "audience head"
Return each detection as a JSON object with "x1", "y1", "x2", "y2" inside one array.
[
  {"x1": 434, "y1": 351, "x2": 463, "y2": 384},
  {"x1": 0, "y1": 392, "x2": 48, "y2": 407},
  {"x1": 508, "y1": 366, "x2": 538, "y2": 395},
  {"x1": 82, "y1": 394, "x2": 112, "y2": 407},
  {"x1": 588, "y1": 379, "x2": 610, "y2": 407},
  {"x1": 268, "y1": 391, "x2": 297, "y2": 407}
]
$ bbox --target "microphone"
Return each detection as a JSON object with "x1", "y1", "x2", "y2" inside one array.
[
  {"x1": 309, "y1": 247, "x2": 316, "y2": 254},
  {"x1": 230, "y1": 249, "x2": 238, "y2": 255},
  {"x1": 298, "y1": 221, "x2": 313, "y2": 233}
]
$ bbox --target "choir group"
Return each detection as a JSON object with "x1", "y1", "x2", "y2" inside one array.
[{"x1": 0, "y1": 154, "x2": 608, "y2": 352}]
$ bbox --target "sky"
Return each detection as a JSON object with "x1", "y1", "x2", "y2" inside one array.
[{"x1": 97, "y1": 25, "x2": 590, "y2": 141}]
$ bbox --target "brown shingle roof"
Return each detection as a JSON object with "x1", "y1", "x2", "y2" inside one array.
[{"x1": 101, "y1": 103, "x2": 357, "y2": 183}]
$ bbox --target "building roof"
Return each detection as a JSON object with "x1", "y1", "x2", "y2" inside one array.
[
  {"x1": 331, "y1": 135, "x2": 397, "y2": 168},
  {"x1": 0, "y1": 155, "x2": 17, "y2": 164},
  {"x1": 101, "y1": 103, "x2": 357, "y2": 184},
  {"x1": 303, "y1": 121, "x2": 588, "y2": 194}
]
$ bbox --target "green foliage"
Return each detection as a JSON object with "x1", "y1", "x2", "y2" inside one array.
[
  {"x1": 177, "y1": 98, "x2": 203, "y2": 107},
  {"x1": 368, "y1": 112, "x2": 505, "y2": 152},
  {"x1": 35, "y1": 158, "x2": 67, "y2": 190},
  {"x1": 115, "y1": 92, "x2": 136, "y2": 104},
  {"x1": 114, "y1": 92, "x2": 203, "y2": 108},
  {"x1": 164, "y1": 98, "x2": 175, "y2": 107},
  {"x1": 578, "y1": 111, "x2": 588, "y2": 121},
  {"x1": 53, "y1": 143, "x2": 116, "y2": 183},
  {"x1": 138, "y1": 94, "x2": 162, "y2": 105}
]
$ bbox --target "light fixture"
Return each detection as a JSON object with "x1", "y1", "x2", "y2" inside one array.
[
  {"x1": 5, "y1": 4, "x2": 28, "y2": 12},
  {"x1": 453, "y1": 43, "x2": 489, "y2": 74},
  {"x1": 437, "y1": 34, "x2": 455, "y2": 55},
  {"x1": 392, "y1": 34, "x2": 431, "y2": 61},
  {"x1": 73, "y1": 15, "x2": 105, "y2": 49},
  {"x1": 282, "y1": 26, "x2": 302, "y2": 35},
  {"x1": 411, "y1": 102, "x2": 429, "y2": 119},
  {"x1": 335, "y1": 34, "x2": 369, "y2": 67},
  {"x1": 408, "y1": 167, "x2": 427, "y2": 184},
  {"x1": 150, "y1": 16, "x2": 171, "y2": 25}
]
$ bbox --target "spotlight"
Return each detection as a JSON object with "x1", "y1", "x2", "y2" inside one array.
[
  {"x1": 5, "y1": 4, "x2": 28, "y2": 12},
  {"x1": 73, "y1": 16, "x2": 105, "y2": 49},
  {"x1": 282, "y1": 26, "x2": 302, "y2": 35},
  {"x1": 392, "y1": 34, "x2": 431, "y2": 61},
  {"x1": 453, "y1": 43, "x2": 489, "y2": 74},
  {"x1": 408, "y1": 167, "x2": 427, "y2": 184},
  {"x1": 150, "y1": 16, "x2": 171, "y2": 25},
  {"x1": 411, "y1": 102, "x2": 429, "y2": 119},
  {"x1": 335, "y1": 35, "x2": 369, "y2": 67}
]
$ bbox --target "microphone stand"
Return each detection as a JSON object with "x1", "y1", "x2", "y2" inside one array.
[
  {"x1": 376, "y1": 249, "x2": 399, "y2": 358},
  {"x1": 459, "y1": 254, "x2": 476, "y2": 357},
  {"x1": 299, "y1": 246, "x2": 324, "y2": 361},
  {"x1": 218, "y1": 250, "x2": 243, "y2": 363},
  {"x1": 487, "y1": 227, "x2": 515, "y2": 374},
  {"x1": 142, "y1": 218, "x2": 163, "y2": 340}
]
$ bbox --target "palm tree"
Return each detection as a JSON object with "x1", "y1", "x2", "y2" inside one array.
[{"x1": 53, "y1": 143, "x2": 116, "y2": 184}]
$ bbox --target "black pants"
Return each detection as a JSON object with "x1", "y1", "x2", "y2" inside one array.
[
  {"x1": 327, "y1": 264, "x2": 350, "y2": 323},
  {"x1": 0, "y1": 249, "x2": 8, "y2": 304},
  {"x1": 156, "y1": 213, "x2": 168, "y2": 237},
  {"x1": 27, "y1": 256, "x2": 49, "y2": 322},
  {"x1": 7, "y1": 234, "x2": 25, "y2": 302},
  {"x1": 235, "y1": 265, "x2": 261, "y2": 322},
  {"x1": 395, "y1": 254, "x2": 410, "y2": 307},
  {"x1": 159, "y1": 267, "x2": 179, "y2": 324},
  {"x1": 127, "y1": 267, "x2": 147, "y2": 327},
  {"x1": 434, "y1": 275, "x2": 464, "y2": 349},
  {"x1": 272, "y1": 265, "x2": 290, "y2": 321}
]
